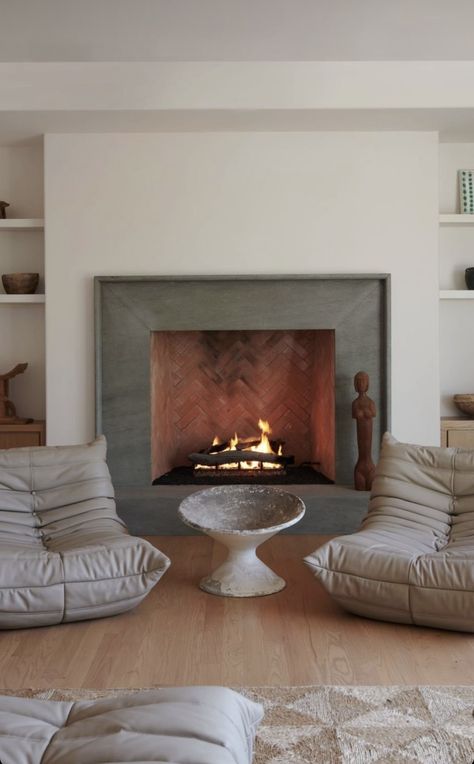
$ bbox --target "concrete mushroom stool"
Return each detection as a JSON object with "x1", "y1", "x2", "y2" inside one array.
[{"x1": 179, "y1": 485, "x2": 305, "y2": 597}]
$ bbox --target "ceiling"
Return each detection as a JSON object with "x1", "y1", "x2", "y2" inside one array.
[
  {"x1": 2, "y1": 1, "x2": 474, "y2": 145},
  {"x1": 1, "y1": 0, "x2": 474, "y2": 63}
]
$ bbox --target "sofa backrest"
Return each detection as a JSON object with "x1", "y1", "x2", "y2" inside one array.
[
  {"x1": 365, "y1": 432, "x2": 474, "y2": 544},
  {"x1": 0, "y1": 436, "x2": 119, "y2": 542}
]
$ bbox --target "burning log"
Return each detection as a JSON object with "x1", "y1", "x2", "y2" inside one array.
[
  {"x1": 188, "y1": 450, "x2": 294, "y2": 467},
  {"x1": 201, "y1": 441, "x2": 231, "y2": 454},
  {"x1": 201, "y1": 437, "x2": 285, "y2": 454},
  {"x1": 192, "y1": 419, "x2": 292, "y2": 472}
]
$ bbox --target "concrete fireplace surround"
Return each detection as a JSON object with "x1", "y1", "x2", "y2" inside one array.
[{"x1": 96, "y1": 275, "x2": 390, "y2": 534}]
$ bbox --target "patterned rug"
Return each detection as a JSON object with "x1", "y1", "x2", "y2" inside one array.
[{"x1": 3, "y1": 685, "x2": 474, "y2": 763}]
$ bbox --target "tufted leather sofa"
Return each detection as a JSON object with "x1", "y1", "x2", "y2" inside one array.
[
  {"x1": 305, "y1": 433, "x2": 474, "y2": 632},
  {"x1": 0, "y1": 436, "x2": 170, "y2": 629}
]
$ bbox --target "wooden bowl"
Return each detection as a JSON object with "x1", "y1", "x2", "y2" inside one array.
[
  {"x1": 2, "y1": 273, "x2": 39, "y2": 294},
  {"x1": 453, "y1": 394, "x2": 474, "y2": 417}
]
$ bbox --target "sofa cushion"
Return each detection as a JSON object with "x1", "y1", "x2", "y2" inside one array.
[
  {"x1": 305, "y1": 433, "x2": 474, "y2": 631},
  {"x1": 0, "y1": 437, "x2": 170, "y2": 629},
  {"x1": 0, "y1": 687, "x2": 263, "y2": 764}
]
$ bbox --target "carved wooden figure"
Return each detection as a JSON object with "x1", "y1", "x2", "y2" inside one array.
[
  {"x1": 0, "y1": 363, "x2": 32, "y2": 424},
  {"x1": 352, "y1": 370, "x2": 376, "y2": 491}
]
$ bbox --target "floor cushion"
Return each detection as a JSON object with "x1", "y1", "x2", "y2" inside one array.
[
  {"x1": 0, "y1": 436, "x2": 170, "y2": 629},
  {"x1": 305, "y1": 433, "x2": 474, "y2": 632},
  {"x1": 0, "y1": 687, "x2": 263, "y2": 764}
]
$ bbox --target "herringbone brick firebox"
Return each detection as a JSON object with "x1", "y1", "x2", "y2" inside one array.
[{"x1": 151, "y1": 329, "x2": 335, "y2": 481}]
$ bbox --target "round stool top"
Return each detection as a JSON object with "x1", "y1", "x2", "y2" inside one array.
[{"x1": 178, "y1": 484, "x2": 305, "y2": 535}]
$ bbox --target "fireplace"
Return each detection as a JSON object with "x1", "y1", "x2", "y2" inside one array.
[
  {"x1": 95, "y1": 275, "x2": 389, "y2": 493},
  {"x1": 150, "y1": 329, "x2": 335, "y2": 484}
]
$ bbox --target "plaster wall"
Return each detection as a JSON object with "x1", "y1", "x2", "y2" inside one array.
[{"x1": 44, "y1": 131, "x2": 440, "y2": 449}]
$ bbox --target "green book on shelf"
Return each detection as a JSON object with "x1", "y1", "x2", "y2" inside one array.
[{"x1": 459, "y1": 169, "x2": 474, "y2": 214}]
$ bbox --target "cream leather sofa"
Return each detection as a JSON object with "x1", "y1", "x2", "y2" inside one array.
[
  {"x1": 0, "y1": 436, "x2": 170, "y2": 629},
  {"x1": 305, "y1": 433, "x2": 474, "y2": 632},
  {"x1": 0, "y1": 687, "x2": 263, "y2": 764}
]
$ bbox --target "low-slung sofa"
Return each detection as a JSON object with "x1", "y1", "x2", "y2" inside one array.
[
  {"x1": 0, "y1": 687, "x2": 263, "y2": 764},
  {"x1": 305, "y1": 433, "x2": 474, "y2": 632},
  {"x1": 0, "y1": 436, "x2": 170, "y2": 629}
]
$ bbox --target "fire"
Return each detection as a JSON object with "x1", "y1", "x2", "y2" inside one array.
[
  {"x1": 197, "y1": 419, "x2": 283, "y2": 471},
  {"x1": 239, "y1": 419, "x2": 282, "y2": 470}
]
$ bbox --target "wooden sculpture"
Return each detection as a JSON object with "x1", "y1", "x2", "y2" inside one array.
[
  {"x1": 0, "y1": 201, "x2": 9, "y2": 219},
  {"x1": 352, "y1": 370, "x2": 376, "y2": 491},
  {"x1": 0, "y1": 363, "x2": 32, "y2": 424}
]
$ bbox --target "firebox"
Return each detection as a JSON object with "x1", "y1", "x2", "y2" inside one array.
[{"x1": 150, "y1": 329, "x2": 335, "y2": 484}]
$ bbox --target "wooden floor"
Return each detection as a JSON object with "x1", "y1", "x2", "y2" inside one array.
[{"x1": 1, "y1": 535, "x2": 474, "y2": 690}]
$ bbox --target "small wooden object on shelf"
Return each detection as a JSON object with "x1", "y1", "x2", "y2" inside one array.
[
  {"x1": 0, "y1": 363, "x2": 32, "y2": 424},
  {"x1": 441, "y1": 417, "x2": 474, "y2": 449},
  {"x1": 0, "y1": 202, "x2": 9, "y2": 219},
  {"x1": 0, "y1": 420, "x2": 45, "y2": 449}
]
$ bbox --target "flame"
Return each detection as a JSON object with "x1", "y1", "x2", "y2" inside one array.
[{"x1": 197, "y1": 419, "x2": 283, "y2": 470}]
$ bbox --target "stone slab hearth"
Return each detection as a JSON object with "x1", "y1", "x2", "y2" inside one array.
[
  {"x1": 115, "y1": 484, "x2": 369, "y2": 536},
  {"x1": 95, "y1": 275, "x2": 389, "y2": 532}
]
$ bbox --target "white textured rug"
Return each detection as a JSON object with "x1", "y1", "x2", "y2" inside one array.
[{"x1": 4, "y1": 685, "x2": 474, "y2": 764}]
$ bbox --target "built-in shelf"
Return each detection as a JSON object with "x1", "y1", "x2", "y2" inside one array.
[
  {"x1": 439, "y1": 214, "x2": 474, "y2": 226},
  {"x1": 0, "y1": 294, "x2": 45, "y2": 303},
  {"x1": 0, "y1": 219, "x2": 45, "y2": 304},
  {"x1": 0, "y1": 219, "x2": 44, "y2": 231},
  {"x1": 440, "y1": 290, "x2": 474, "y2": 299}
]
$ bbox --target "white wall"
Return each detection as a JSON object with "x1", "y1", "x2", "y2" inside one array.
[
  {"x1": 0, "y1": 146, "x2": 45, "y2": 420},
  {"x1": 44, "y1": 131, "x2": 440, "y2": 447},
  {"x1": 439, "y1": 143, "x2": 474, "y2": 415}
]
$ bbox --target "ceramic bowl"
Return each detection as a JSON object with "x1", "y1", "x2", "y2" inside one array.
[
  {"x1": 2, "y1": 273, "x2": 39, "y2": 294},
  {"x1": 465, "y1": 268, "x2": 474, "y2": 290},
  {"x1": 453, "y1": 394, "x2": 474, "y2": 417}
]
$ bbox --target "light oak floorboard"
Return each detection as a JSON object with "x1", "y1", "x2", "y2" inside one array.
[{"x1": 1, "y1": 535, "x2": 473, "y2": 689}]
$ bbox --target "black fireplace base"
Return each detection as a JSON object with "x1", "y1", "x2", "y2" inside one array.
[{"x1": 153, "y1": 465, "x2": 333, "y2": 486}]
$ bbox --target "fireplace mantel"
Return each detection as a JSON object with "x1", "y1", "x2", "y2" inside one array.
[{"x1": 95, "y1": 275, "x2": 390, "y2": 488}]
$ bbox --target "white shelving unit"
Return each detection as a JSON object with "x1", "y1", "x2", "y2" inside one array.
[
  {"x1": 0, "y1": 145, "x2": 46, "y2": 425},
  {"x1": 440, "y1": 290, "x2": 474, "y2": 299},
  {"x1": 0, "y1": 294, "x2": 45, "y2": 303},
  {"x1": 0, "y1": 217, "x2": 45, "y2": 297},
  {"x1": 439, "y1": 214, "x2": 474, "y2": 226},
  {"x1": 439, "y1": 213, "x2": 474, "y2": 297},
  {"x1": 438, "y1": 146, "x2": 474, "y2": 421},
  {"x1": 0, "y1": 219, "x2": 44, "y2": 231}
]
